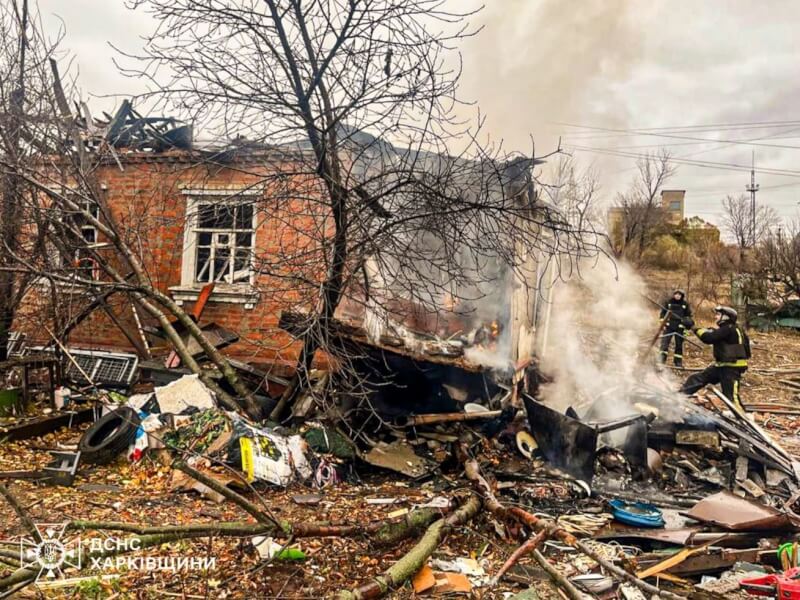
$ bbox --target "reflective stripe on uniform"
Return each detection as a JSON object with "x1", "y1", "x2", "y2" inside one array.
[
  {"x1": 716, "y1": 360, "x2": 748, "y2": 367},
  {"x1": 696, "y1": 328, "x2": 707, "y2": 336},
  {"x1": 733, "y1": 379, "x2": 742, "y2": 409},
  {"x1": 674, "y1": 354, "x2": 683, "y2": 359}
]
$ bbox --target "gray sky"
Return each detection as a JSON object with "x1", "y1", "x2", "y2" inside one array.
[{"x1": 38, "y1": 0, "x2": 800, "y2": 229}]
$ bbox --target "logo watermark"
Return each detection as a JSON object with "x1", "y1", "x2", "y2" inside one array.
[
  {"x1": 19, "y1": 523, "x2": 81, "y2": 582},
  {"x1": 16, "y1": 523, "x2": 215, "y2": 584}
]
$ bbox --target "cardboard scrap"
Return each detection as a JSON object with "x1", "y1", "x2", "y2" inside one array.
[
  {"x1": 363, "y1": 441, "x2": 435, "y2": 478},
  {"x1": 412, "y1": 565, "x2": 436, "y2": 593},
  {"x1": 171, "y1": 464, "x2": 247, "y2": 502},
  {"x1": 412, "y1": 564, "x2": 473, "y2": 595},
  {"x1": 435, "y1": 572, "x2": 472, "y2": 594}
]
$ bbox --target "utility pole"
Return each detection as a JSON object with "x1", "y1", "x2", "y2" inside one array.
[{"x1": 745, "y1": 151, "x2": 759, "y2": 247}]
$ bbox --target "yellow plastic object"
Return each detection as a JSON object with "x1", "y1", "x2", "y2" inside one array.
[{"x1": 516, "y1": 431, "x2": 538, "y2": 459}]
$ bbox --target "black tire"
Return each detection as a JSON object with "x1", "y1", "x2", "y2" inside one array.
[{"x1": 79, "y1": 407, "x2": 141, "y2": 465}]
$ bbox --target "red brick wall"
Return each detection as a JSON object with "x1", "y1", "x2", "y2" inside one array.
[{"x1": 16, "y1": 153, "x2": 328, "y2": 372}]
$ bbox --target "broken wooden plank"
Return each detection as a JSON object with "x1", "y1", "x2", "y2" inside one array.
[
  {"x1": 0, "y1": 407, "x2": 94, "y2": 441},
  {"x1": 676, "y1": 429, "x2": 720, "y2": 450},
  {"x1": 166, "y1": 283, "x2": 215, "y2": 368}
]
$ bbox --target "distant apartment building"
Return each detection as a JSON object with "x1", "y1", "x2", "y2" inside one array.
[
  {"x1": 607, "y1": 189, "x2": 718, "y2": 249},
  {"x1": 661, "y1": 190, "x2": 685, "y2": 223}
]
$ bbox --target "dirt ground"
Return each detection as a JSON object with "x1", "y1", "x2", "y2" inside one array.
[
  {"x1": 0, "y1": 425, "x2": 544, "y2": 599},
  {"x1": 2, "y1": 271, "x2": 800, "y2": 599}
]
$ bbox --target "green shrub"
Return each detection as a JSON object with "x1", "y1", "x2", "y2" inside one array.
[{"x1": 643, "y1": 235, "x2": 689, "y2": 269}]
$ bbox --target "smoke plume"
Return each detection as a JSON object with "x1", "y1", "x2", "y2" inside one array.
[
  {"x1": 459, "y1": 0, "x2": 645, "y2": 154},
  {"x1": 539, "y1": 258, "x2": 684, "y2": 421}
]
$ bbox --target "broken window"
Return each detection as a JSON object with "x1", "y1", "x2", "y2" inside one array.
[
  {"x1": 193, "y1": 201, "x2": 254, "y2": 284},
  {"x1": 51, "y1": 197, "x2": 101, "y2": 281},
  {"x1": 70, "y1": 199, "x2": 100, "y2": 279}
]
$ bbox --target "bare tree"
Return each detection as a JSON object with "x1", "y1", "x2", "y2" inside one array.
[
  {"x1": 0, "y1": 2, "x2": 267, "y2": 417},
  {"x1": 684, "y1": 236, "x2": 739, "y2": 312},
  {"x1": 611, "y1": 150, "x2": 676, "y2": 259},
  {"x1": 0, "y1": 0, "x2": 59, "y2": 360},
  {"x1": 722, "y1": 193, "x2": 780, "y2": 251},
  {"x1": 108, "y1": 0, "x2": 605, "y2": 421},
  {"x1": 546, "y1": 155, "x2": 601, "y2": 232},
  {"x1": 754, "y1": 221, "x2": 800, "y2": 300}
]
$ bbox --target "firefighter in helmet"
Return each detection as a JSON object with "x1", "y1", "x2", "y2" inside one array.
[
  {"x1": 680, "y1": 306, "x2": 751, "y2": 410},
  {"x1": 659, "y1": 289, "x2": 692, "y2": 368}
]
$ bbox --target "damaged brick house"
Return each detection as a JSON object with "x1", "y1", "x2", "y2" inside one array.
[
  {"x1": 13, "y1": 113, "x2": 562, "y2": 401},
  {"x1": 15, "y1": 147, "x2": 324, "y2": 374}
]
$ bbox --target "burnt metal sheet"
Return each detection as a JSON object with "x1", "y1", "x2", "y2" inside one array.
[
  {"x1": 683, "y1": 491, "x2": 800, "y2": 531},
  {"x1": 635, "y1": 548, "x2": 770, "y2": 576},
  {"x1": 594, "y1": 527, "x2": 702, "y2": 546},
  {"x1": 183, "y1": 323, "x2": 239, "y2": 357},
  {"x1": 523, "y1": 395, "x2": 648, "y2": 481},
  {"x1": 523, "y1": 395, "x2": 598, "y2": 481},
  {"x1": 594, "y1": 527, "x2": 763, "y2": 548}
]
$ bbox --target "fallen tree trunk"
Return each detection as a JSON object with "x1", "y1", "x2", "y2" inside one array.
[
  {"x1": 175, "y1": 462, "x2": 280, "y2": 527},
  {"x1": 3, "y1": 507, "x2": 449, "y2": 593},
  {"x1": 336, "y1": 494, "x2": 481, "y2": 600},
  {"x1": 492, "y1": 529, "x2": 548, "y2": 585},
  {"x1": 68, "y1": 505, "x2": 448, "y2": 544}
]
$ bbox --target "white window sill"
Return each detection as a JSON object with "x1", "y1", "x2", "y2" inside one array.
[{"x1": 169, "y1": 284, "x2": 259, "y2": 309}]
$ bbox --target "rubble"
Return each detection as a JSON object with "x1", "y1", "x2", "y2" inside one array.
[
  {"x1": 4, "y1": 277, "x2": 800, "y2": 599},
  {"x1": 154, "y1": 373, "x2": 216, "y2": 414}
]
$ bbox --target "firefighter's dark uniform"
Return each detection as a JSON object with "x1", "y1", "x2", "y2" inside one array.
[
  {"x1": 680, "y1": 322, "x2": 750, "y2": 409},
  {"x1": 659, "y1": 294, "x2": 692, "y2": 367}
]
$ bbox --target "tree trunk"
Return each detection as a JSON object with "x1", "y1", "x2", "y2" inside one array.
[
  {"x1": 270, "y1": 185, "x2": 348, "y2": 421},
  {"x1": 0, "y1": 309, "x2": 12, "y2": 361},
  {"x1": 336, "y1": 494, "x2": 481, "y2": 600}
]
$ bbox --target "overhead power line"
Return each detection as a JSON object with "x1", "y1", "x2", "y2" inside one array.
[
  {"x1": 559, "y1": 122, "x2": 800, "y2": 151},
  {"x1": 565, "y1": 144, "x2": 800, "y2": 178},
  {"x1": 555, "y1": 118, "x2": 800, "y2": 135}
]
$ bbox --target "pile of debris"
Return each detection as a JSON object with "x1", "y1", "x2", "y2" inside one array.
[{"x1": 4, "y1": 306, "x2": 800, "y2": 598}]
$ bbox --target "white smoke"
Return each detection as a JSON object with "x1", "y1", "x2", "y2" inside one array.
[{"x1": 539, "y1": 257, "x2": 685, "y2": 421}]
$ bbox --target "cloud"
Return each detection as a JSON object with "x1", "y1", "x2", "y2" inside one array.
[{"x1": 37, "y1": 0, "x2": 800, "y2": 223}]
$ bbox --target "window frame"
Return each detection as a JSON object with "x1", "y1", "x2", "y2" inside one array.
[
  {"x1": 192, "y1": 202, "x2": 256, "y2": 285},
  {"x1": 173, "y1": 188, "x2": 262, "y2": 308},
  {"x1": 48, "y1": 194, "x2": 103, "y2": 284},
  {"x1": 70, "y1": 198, "x2": 101, "y2": 280}
]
